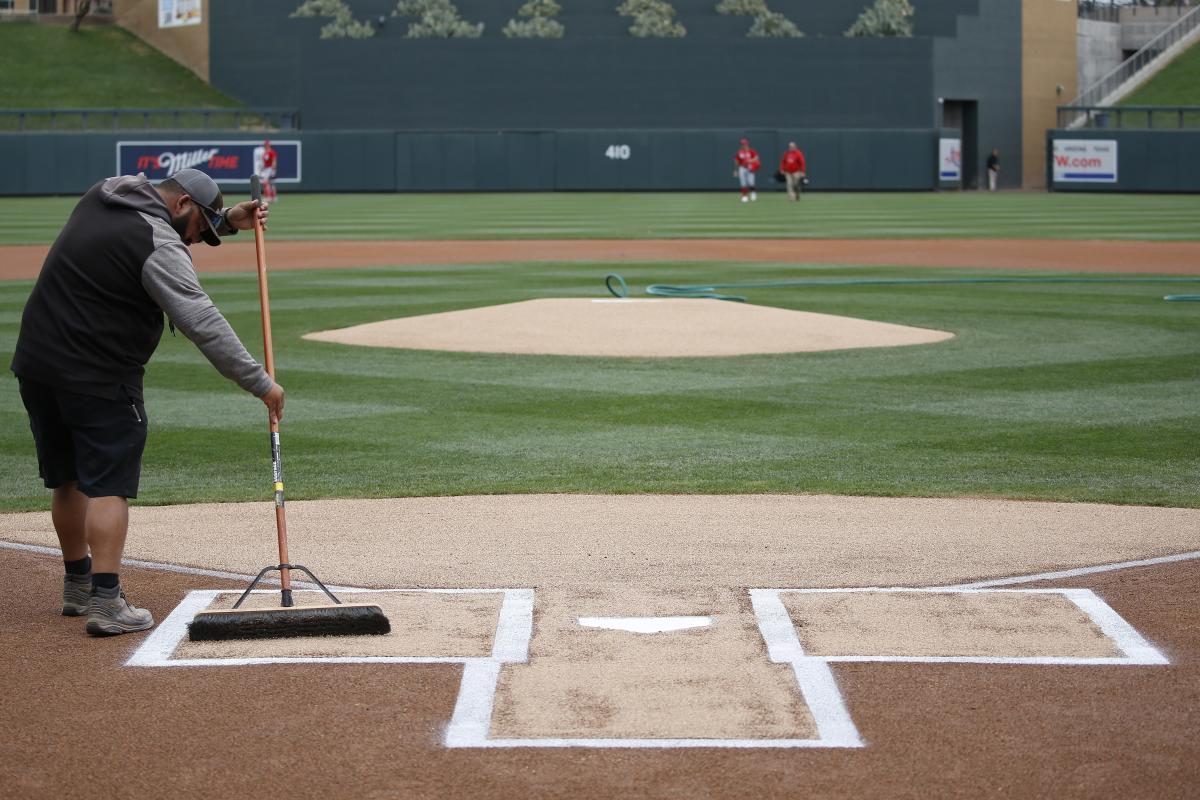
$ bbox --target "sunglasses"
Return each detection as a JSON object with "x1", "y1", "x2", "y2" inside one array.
[{"x1": 191, "y1": 198, "x2": 223, "y2": 230}]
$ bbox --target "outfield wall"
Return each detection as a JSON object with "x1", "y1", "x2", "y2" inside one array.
[
  {"x1": 1047, "y1": 130, "x2": 1200, "y2": 193},
  {"x1": 0, "y1": 129, "x2": 941, "y2": 195},
  {"x1": 202, "y1": 0, "x2": 1028, "y2": 190}
]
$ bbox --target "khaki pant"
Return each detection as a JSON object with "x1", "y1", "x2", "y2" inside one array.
[{"x1": 784, "y1": 171, "x2": 806, "y2": 201}]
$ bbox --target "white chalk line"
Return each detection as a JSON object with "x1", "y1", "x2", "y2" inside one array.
[
  {"x1": 769, "y1": 587, "x2": 1168, "y2": 666},
  {"x1": 0, "y1": 540, "x2": 360, "y2": 592},
  {"x1": 10, "y1": 538, "x2": 1184, "y2": 748},
  {"x1": 935, "y1": 550, "x2": 1200, "y2": 589},
  {"x1": 7, "y1": 539, "x2": 1197, "y2": 596},
  {"x1": 1063, "y1": 588, "x2": 1169, "y2": 665},
  {"x1": 126, "y1": 587, "x2": 528, "y2": 669},
  {"x1": 749, "y1": 589, "x2": 865, "y2": 748}
]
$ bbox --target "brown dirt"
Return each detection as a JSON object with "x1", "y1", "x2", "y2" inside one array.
[
  {"x1": 3, "y1": 238, "x2": 1200, "y2": 280},
  {"x1": 302, "y1": 298, "x2": 955, "y2": 357},
  {"x1": 4, "y1": 234, "x2": 1197, "y2": 796},
  {"x1": 4, "y1": 495, "x2": 1197, "y2": 590},
  {"x1": 3, "y1": 547, "x2": 1196, "y2": 799}
]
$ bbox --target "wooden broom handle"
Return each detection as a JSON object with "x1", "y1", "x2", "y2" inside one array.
[{"x1": 251, "y1": 176, "x2": 291, "y2": 593}]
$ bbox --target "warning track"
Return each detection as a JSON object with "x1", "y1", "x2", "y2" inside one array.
[{"x1": 3, "y1": 238, "x2": 1200, "y2": 279}]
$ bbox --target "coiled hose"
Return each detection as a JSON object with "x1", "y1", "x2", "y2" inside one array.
[{"x1": 604, "y1": 273, "x2": 1200, "y2": 303}]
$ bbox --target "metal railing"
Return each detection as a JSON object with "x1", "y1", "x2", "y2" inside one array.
[
  {"x1": 0, "y1": 8, "x2": 40, "y2": 21},
  {"x1": 1058, "y1": 104, "x2": 1200, "y2": 129},
  {"x1": 1071, "y1": 4, "x2": 1200, "y2": 113},
  {"x1": 1078, "y1": 2, "x2": 1121, "y2": 23},
  {"x1": 0, "y1": 107, "x2": 301, "y2": 132}
]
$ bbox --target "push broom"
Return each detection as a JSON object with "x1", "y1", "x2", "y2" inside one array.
[{"x1": 188, "y1": 177, "x2": 390, "y2": 642}]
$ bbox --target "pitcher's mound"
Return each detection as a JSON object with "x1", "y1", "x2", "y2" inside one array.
[{"x1": 303, "y1": 299, "x2": 954, "y2": 357}]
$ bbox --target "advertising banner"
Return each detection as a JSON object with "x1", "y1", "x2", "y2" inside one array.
[
  {"x1": 1053, "y1": 139, "x2": 1118, "y2": 183},
  {"x1": 116, "y1": 140, "x2": 302, "y2": 184},
  {"x1": 938, "y1": 138, "x2": 961, "y2": 182},
  {"x1": 159, "y1": 0, "x2": 202, "y2": 28}
]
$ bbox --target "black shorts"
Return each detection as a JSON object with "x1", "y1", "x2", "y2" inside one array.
[{"x1": 18, "y1": 379, "x2": 147, "y2": 499}]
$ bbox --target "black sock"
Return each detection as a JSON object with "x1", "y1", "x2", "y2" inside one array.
[
  {"x1": 92, "y1": 572, "x2": 119, "y2": 591},
  {"x1": 64, "y1": 556, "x2": 91, "y2": 576}
]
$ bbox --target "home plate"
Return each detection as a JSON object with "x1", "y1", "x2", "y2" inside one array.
[{"x1": 302, "y1": 298, "x2": 954, "y2": 357}]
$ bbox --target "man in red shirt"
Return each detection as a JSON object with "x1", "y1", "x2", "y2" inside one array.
[
  {"x1": 780, "y1": 141, "x2": 807, "y2": 202},
  {"x1": 734, "y1": 138, "x2": 761, "y2": 202},
  {"x1": 255, "y1": 139, "x2": 279, "y2": 203}
]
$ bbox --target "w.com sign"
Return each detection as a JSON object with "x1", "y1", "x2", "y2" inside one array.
[
  {"x1": 116, "y1": 141, "x2": 301, "y2": 184},
  {"x1": 1052, "y1": 140, "x2": 1117, "y2": 184}
]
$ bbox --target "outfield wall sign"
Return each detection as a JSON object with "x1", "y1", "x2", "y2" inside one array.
[
  {"x1": 1053, "y1": 140, "x2": 1118, "y2": 183},
  {"x1": 938, "y1": 138, "x2": 961, "y2": 182},
  {"x1": 159, "y1": 0, "x2": 201, "y2": 28},
  {"x1": 116, "y1": 141, "x2": 302, "y2": 185}
]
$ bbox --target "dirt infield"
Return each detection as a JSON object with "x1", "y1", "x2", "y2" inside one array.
[
  {"x1": 3, "y1": 546, "x2": 1196, "y2": 799},
  {"x1": 302, "y1": 298, "x2": 956, "y2": 357},
  {"x1": 3, "y1": 233, "x2": 1198, "y2": 798},
  {"x1": 4, "y1": 238, "x2": 1200, "y2": 279}
]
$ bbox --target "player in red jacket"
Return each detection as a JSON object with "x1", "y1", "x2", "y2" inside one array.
[
  {"x1": 254, "y1": 139, "x2": 279, "y2": 203},
  {"x1": 780, "y1": 141, "x2": 807, "y2": 202},
  {"x1": 734, "y1": 138, "x2": 761, "y2": 202}
]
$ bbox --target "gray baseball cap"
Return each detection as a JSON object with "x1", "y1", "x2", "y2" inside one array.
[{"x1": 171, "y1": 167, "x2": 224, "y2": 247}]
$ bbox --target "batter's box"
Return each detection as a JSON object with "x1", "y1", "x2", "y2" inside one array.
[
  {"x1": 768, "y1": 588, "x2": 1167, "y2": 665},
  {"x1": 127, "y1": 588, "x2": 533, "y2": 667}
]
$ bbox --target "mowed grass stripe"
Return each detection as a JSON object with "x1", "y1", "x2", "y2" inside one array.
[
  {"x1": 2, "y1": 262, "x2": 1198, "y2": 511},
  {"x1": 2, "y1": 192, "x2": 1200, "y2": 244}
]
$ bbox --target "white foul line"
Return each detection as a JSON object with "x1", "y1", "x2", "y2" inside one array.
[
  {"x1": 938, "y1": 550, "x2": 1200, "y2": 589},
  {"x1": 0, "y1": 540, "x2": 358, "y2": 592}
]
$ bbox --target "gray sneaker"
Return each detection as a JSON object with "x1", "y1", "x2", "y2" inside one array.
[
  {"x1": 85, "y1": 585, "x2": 154, "y2": 636},
  {"x1": 62, "y1": 573, "x2": 92, "y2": 617}
]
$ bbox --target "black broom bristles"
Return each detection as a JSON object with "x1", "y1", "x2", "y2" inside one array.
[{"x1": 187, "y1": 603, "x2": 391, "y2": 641}]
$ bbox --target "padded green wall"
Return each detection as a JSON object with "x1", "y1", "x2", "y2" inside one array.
[
  {"x1": 1047, "y1": 130, "x2": 1200, "y2": 193},
  {"x1": 0, "y1": 129, "x2": 940, "y2": 195}
]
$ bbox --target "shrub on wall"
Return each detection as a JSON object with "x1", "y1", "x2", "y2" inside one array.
[
  {"x1": 714, "y1": 0, "x2": 802, "y2": 39},
  {"x1": 715, "y1": 0, "x2": 767, "y2": 16},
  {"x1": 747, "y1": 10, "x2": 803, "y2": 38},
  {"x1": 504, "y1": 0, "x2": 565, "y2": 38},
  {"x1": 503, "y1": 16, "x2": 566, "y2": 37},
  {"x1": 291, "y1": 0, "x2": 376, "y2": 39},
  {"x1": 617, "y1": 0, "x2": 686, "y2": 38},
  {"x1": 393, "y1": 0, "x2": 484, "y2": 38},
  {"x1": 845, "y1": 0, "x2": 915, "y2": 38}
]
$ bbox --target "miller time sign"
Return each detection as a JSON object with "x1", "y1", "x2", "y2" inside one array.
[{"x1": 117, "y1": 140, "x2": 302, "y2": 184}]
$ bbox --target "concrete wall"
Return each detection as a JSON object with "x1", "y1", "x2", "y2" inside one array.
[
  {"x1": 1121, "y1": 5, "x2": 1188, "y2": 51},
  {"x1": 1078, "y1": 18, "x2": 1123, "y2": 95},
  {"x1": 1022, "y1": 0, "x2": 1078, "y2": 189},
  {"x1": 112, "y1": 0, "x2": 209, "y2": 81}
]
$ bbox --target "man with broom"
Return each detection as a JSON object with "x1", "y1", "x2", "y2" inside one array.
[{"x1": 11, "y1": 168, "x2": 284, "y2": 636}]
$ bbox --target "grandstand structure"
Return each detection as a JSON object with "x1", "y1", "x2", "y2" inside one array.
[{"x1": 111, "y1": 0, "x2": 1077, "y2": 191}]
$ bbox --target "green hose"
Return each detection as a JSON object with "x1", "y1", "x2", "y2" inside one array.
[{"x1": 604, "y1": 273, "x2": 1200, "y2": 303}]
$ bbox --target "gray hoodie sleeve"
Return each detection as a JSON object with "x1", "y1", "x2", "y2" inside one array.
[{"x1": 141, "y1": 241, "x2": 274, "y2": 397}]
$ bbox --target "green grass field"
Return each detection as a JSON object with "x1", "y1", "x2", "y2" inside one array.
[
  {"x1": 1122, "y1": 41, "x2": 1200, "y2": 107},
  {"x1": 2, "y1": 227, "x2": 1198, "y2": 511},
  {"x1": 2, "y1": 191, "x2": 1200, "y2": 245},
  {"x1": 0, "y1": 22, "x2": 237, "y2": 111}
]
